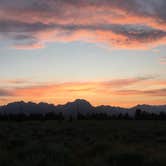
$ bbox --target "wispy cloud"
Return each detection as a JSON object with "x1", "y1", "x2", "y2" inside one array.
[
  {"x1": 0, "y1": 79, "x2": 31, "y2": 85},
  {"x1": 0, "y1": 89, "x2": 14, "y2": 97},
  {"x1": 100, "y1": 76, "x2": 155, "y2": 87},
  {"x1": 0, "y1": 76, "x2": 165, "y2": 106},
  {"x1": 115, "y1": 88, "x2": 166, "y2": 96},
  {"x1": 159, "y1": 56, "x2": 166, "y2": 64}
]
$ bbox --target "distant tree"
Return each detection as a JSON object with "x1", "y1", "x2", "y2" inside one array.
[
  {"x1": 135, "y1": 109, "x2": 142, "y2": 120},
  {"x1": 124, "y1": 113, "x2": 130, "y2": 120}
]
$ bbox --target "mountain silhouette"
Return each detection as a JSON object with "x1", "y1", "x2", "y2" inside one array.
[
  {"x1": 56, "y1": 99, "x2": 93, "y2": 118},
  {"x1": 0, "y1": 99, "x2": 165, "y2": 118},
  {"x1": 131, "y1": 104, "x2": 166, "y2": 115}
]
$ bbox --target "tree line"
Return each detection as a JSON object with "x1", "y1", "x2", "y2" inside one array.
[{"x1": 0, "y1": 109, "x2": 166, "y2": 121}]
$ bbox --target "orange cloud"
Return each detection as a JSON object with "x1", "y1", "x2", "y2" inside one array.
[{"x1": 0, "y1": 77, "x2": 165, "y2": 107}]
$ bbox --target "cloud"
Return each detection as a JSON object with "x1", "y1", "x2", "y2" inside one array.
[
  {"x1": 0, "y1": 79, "x2": 31, "y2": 85},
  {"x1": 0, "y1": 0, "x2": 166, "y2": 49},
  {"x1": 101, "y1": 76, "x2": 155, "y2": 87},
  {"x1": 145, "y1": 88, "x2": 166, "y2": 96},
  {"x1": 0, "y1": 76, "x2": 165, "y2": 97},
  {"x1": 0, "y1": 89, "x2": 14, "y2": 97},
  {"x1": 13, "y1": 42, "x2": 44, "y2": 49},
  {"x1": 0, "y1": 77, "x2": 165, "y2": 106},
  {"x1": 115, "y1": 88, "x2": 166, "y2": 96},
  {"x1": 159, "y1": 56, "x2": 166, "y2": 64}
]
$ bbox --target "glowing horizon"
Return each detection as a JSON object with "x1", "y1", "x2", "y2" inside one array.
[{"x1": 0, "y1": 0, "x2": 166, "y2": 107}]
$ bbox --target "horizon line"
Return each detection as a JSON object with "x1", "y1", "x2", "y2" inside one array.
[{"x1": 1, "y1": 99, "x2": 166, "y2": 109}]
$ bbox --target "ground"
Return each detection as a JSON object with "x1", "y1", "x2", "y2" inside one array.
[{"x1": 0, "y1": 120, "x2": 166, "y2": 166}]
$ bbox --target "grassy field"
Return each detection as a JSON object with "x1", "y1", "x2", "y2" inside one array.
[{"x1": 0, "y1": 120, "x2": 166, "y2": 166}]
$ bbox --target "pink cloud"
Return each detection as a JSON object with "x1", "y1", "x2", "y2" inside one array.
[{"x1": 0, "y1": 0, "x2": 166, "y2": 49}]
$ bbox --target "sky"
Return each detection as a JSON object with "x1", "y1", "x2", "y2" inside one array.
[{"x1": 0, "y1": 0, "x2": 166, "y2": 107}]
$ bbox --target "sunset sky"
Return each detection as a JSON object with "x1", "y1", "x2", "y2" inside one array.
[{"x1": 0, "y1": 0, "x2": 166, "y2": 107}]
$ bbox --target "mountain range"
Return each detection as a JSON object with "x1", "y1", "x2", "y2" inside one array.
[{"x1": 0, "y1": 99, "x2": 165, "y2": 118}]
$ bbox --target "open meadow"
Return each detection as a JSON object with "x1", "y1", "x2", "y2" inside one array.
[{"x1": 0, "y1": 120, "x2": 166, "y2": 166}]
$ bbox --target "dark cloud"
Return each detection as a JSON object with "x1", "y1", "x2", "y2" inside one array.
[
  {"x1": 64, "y1": 0, "x2": 166, "y2": 23},
  {"x1": 0, "y1": 0, "x2": 166, "y2": 48},
  {"x1": 0, "y1": 20, "x2": 55, "y2": 33},
  {"x1": 1, "y1": 0, "x2": 166, "y2": 21},
  {"x1": 0, "y1": 20, "x2": 165, "y2": 47},
  {"x1": 109, "y1": 24, "x2": 166, "y2": 42}
]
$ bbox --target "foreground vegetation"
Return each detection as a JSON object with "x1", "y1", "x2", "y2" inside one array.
[{"x1": 0, "y1": 120, "x2": 166, "y2": 166}]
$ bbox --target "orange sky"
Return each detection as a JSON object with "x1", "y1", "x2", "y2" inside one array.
[
  {"x1": 0, "y1": 0, "x2": 166, "y2": 107},
  {"x1": 0, "y1": 78, "x2": 165, "y2": 107}
]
